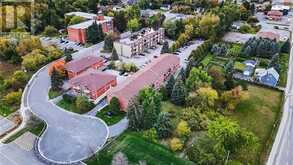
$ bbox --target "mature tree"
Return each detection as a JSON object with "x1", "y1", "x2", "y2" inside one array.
[
  {"x1": 113, "y1": 11, "x2": 127, "y2": 33},
  {"x1": 21, "y1": 49, "x2": 47, "y2": 71},
  {"x1": 69, "y1": 16, "x2": 85, "y2": 25},
  {"x1": 187, "y1": 134, "x2": 224, "y2": 164},
  {"x1": 177, "y1": 68, "x2": 186, "y2": 82},
  {"x1": 104, "y1": 33, "x2": 117, "y2": 52},
  {"x1": 161, "y1": 41, "x2": 169, "y2": 54},
  {"x1": 109, "y1": 97, "x2": 121, "y2": 114},
  {"x1": 208, "y1": 117, "x2": 259, "y2": 155},
  {"x1": 9, "y1": 70, "x2": 29, "y2": 90},
  {"x1": 158, "y1": 86, "x2": 168, "y2": 101},
  {"x1": 75, "y1": 96, "x2": 93, "y2": 113},
  {"x1": 281, "y1": 39, "x2": 290, "y2": 53},
  {"x1": 138, "y1": 87, "x2": 162, "y2": 129},
  {"x1": 43, "y1": 25, "x2": 59, "y2": 37},
  {"x1": 154, "y1": 112, "x2": 173, "y2": 139},
  {"x1": 166, "y1": 75, "x2": 175, "y2": 97},
  {"x1": 127, "y1": 18, "x2": 141, "y2": 32},
  {"x1": 111, "y1": 48, "x2": 119, "y2": 61},
  {"x1": 16, "y1": 36, "x2": 42, "y2": 56},
  {"x1": 51, "y1": 68, "x2": 64, "y2": 91},
  {"x1": 127, "y1": 98, "x2": 144, "y2": 131},
  {"x1": 3, "y1": 89, "x2": 22, "y2": 106},
  {"x1": 112, "y1": 152, "x2": 128, "y2": 165},
  {"x1": 0, "y1": 37, "x2": 19, "y2": 63},
  {"x1": 46, "y1": 46, "x2": 64, "y2": 61},
  {"x1": 88, "y1": 0, "x2": 98, "y2": 13},
  {"x1": 125, "y1": 5, "x2": 140, "y2": 19},
  {"x1": 171, "y1": 79, "x2": 187, "y2": 106},
  {"x1": 199, "y1": 13, "x2": 220, "y2": 39},
  {"x1": 65, "y1": 52, "x2": 73, "y2": 63},
  {"x1": 181, "y1": 107, "x2": 208, "y2": 131},
  {"x1": 186, "y1": 68, "x2": 212, "y2": 91},
  {"x1": 86, "y1": 21, "x2": 105, "y2": 44},
  {"x1": 197, "y1": 87, "x2": 219, "y2": 107},
  {"x1": 163, "y1": 19, "x2": 184, "y2": 40}
]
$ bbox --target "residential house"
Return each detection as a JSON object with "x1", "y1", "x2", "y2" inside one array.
[
  {"x1": 243, "y1": 60, "x2": 257, "y2": 76},
  {"x1": 65, "y1": 56, "x2": 104, "y2": 79},
  {"x1": 255, "y1": 67, "x2": 279, "y2": 87},
  {"x1": 69, "y1": 71, "x2": 117, "y2": 100},
  {"x1": 266, "y1": 10, "x2": 283, "y2": 21},
  {"x1": 66, "y1": 12, "x2": 113, "y2": 44},
  {"x1": 113, "y1": 28, "x2": 164, "y2": 58},
  {"x1": 257, "y1": 31, "x2": 280, "y2": 41},
  {"x1": 107, "y1": 54, "x2": 180, "y2": 110}
]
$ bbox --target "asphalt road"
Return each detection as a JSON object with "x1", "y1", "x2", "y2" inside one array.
[
  {"x1": 26, "y1": 66, "x2": 109, "y2": 164},
  {"x1": 267, "y1": 19, "x2": 293, "y2": 165}
]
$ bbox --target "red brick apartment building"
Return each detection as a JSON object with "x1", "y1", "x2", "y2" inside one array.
[
  {"x1": 107, "y1": 54, "x2": 180, "y2": 111},
  {"x1": 65, "y1": 56, "x2": 104, "y2": 79},
  {"x1": 69, "y1": 71, "x2": 117, "y2": 100},
  {"x1": 67, "y1": 13, "x2": 113, "y2": 44}
]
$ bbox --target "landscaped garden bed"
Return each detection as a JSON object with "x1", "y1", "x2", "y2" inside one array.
[{"x1": 57, "y1": 94, "x2": 94, "y2": 114}]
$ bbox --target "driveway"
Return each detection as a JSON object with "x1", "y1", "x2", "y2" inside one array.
[{"x1": 25, "y1": 66, "x2": 109, "y2": 163}]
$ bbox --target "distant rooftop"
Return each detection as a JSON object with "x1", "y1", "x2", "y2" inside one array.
[
  {"x1": 65, "y1": 12, "x2": 97, "y2": 20},
  {"x1": 118, "y1": 28, "x2": 163, "y2": 45},
  {"x1": 67, "y1": 17, "x2": 112, "y2": 29},
  {"x1": 65, "y1": 56, "x2": 104, "y2": 73}
]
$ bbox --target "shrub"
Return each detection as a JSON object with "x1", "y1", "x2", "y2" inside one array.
[
  {"x1": 176, "y1": 120, "x2": 191, "y2": 137},
  {"x1": 3, "y1": 90, "x2": 22, "y2": 106},
  {"x1": 169, "y1": 137, "x2": 183, "y2": 152},
  {"x1": 43, "y1": 26, "x2": 59, "y2": 37},
  {"x1": 63, "y1": 94, "x2": 76, "y2": 103}
]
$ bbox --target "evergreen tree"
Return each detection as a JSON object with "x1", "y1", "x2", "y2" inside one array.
[
  {"x1": 154, "y1": 112, "x2": 173, "y2": 139},
  {"x1": 86, "y1": 21, "x2": 105, "y2": 44},
  {"x1": 109, "y1": 97, "x2": 121, "y2": 115},
  {"x1": 161, "y1": 41, "x2": 169, "y2": 54},
  {"x1": 51, "y1": 68, "x2": 63, "y2": 91},
  {"x1": 127, "y1": 98, "x2": 144, "y2": 131},
  {"x1": 177, "y1": 68, "x2": 186, "y2": 82},
  {"x1": 281, "y1": 39, "x2": 290, "y2": 53},
  {"x1": 171, "y1": 79, "x2": 187, "y2": 106},
  {"x1": 166, "y1": 75, "x2": 175, "y2": 97},
  {"x1": 113, "y1": 11, "x2": 127, "y2": 33},
  {"x1": 111, "y1": 48, "x2": 119, "y2": 61},
  {"x1": 88, "y1": 0, "x2": 98, "y2": 13},
  {"x1": 64, "y1": 49, "x2": 72, "y2": 62},
  {"x1": 103, "y1": 34, "x2": 114, "y2": 52}
]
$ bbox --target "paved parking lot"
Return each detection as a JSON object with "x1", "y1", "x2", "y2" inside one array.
[
  {"x1": 0, "y1": 116, "x2": 16, "y2": 137},
  {"x1": 0, "y1": 133, "x2": 45, "y2": 165},
  {"x1": 222, "y1": 32, "x2": 256, "y2": 44},
  {"x1": 40, "y1": 37, "x2": 84, "y2": 51}
]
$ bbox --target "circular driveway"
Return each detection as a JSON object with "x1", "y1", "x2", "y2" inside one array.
[{"x1": 26, "y1": 67, "x2": 109, "y2": 163}]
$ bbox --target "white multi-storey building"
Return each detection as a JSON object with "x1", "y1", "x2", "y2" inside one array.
[{"x1": 114, "y1": 28, "x2": 164, "y2": 58}]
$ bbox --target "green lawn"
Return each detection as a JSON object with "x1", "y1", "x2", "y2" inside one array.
[
  {"x1": 96, "y1": 106, "x2": 125, "y2": 125},
  {"x1": 278, "y1": 53, "x2": 289, "y2": 87},
  {"x1": 85, "y1": 132, "x2": 194, "y2": 165},
  {"x1": 0, "y1": 104, "x2": 14, "y2": 117},
  {"x1": 57, "y1": 99, "x2": 83, "y2": 114},
  {"x1": 48, "y1": 89, "x2": 62, "y2": 99},
  {"x1": 4, "y1": 121, "x2": 45, "y2": 143},
  {"x1": 228, "y1": 85, "x2": 283, "y2": 164}
]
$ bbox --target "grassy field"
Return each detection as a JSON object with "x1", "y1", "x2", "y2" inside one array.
[
  {"x1": 48, "y1": 89, "x2": 62, "y2": 99},
  {"x1": 85, "y1": 132, "x2": 194, "y2": 165},
  {"x1": 279, "y1": 53, "x2": 289, "y2": 87},
  {"x1": 57, "y1": 99, "x2": 82, "y2": 114},
  {"x1": 96, "y1": 106, "x2": 125, "y2": 125},
  {"x1": 228, "y1": 85, "x2": 283, "y2": 164}
]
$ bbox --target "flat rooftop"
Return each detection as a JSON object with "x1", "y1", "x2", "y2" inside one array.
[{"x1": 118, "y1": 28, "x2": 163, "y2": 45}]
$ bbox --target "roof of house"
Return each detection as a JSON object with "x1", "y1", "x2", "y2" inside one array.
[
  {"x1": 257, "y1": 67, "x2": 279, "y2": 86},
  {"x1": 65, "y1": 56, "x2": 104, "y2": 73},
  {"x1": 68, "y1": 17, "x2": 112, "y2": 29},
  {"x1": 65, "y1": 12, "x2": 97, "y2": 19},
  {"x1": 268, "y1": 10, "x2": 283, "y2": 16},
  {"x1": 109, "y1": 54, "x2": 180, "y2": 107},
  {"x1": 69, "y1": 71, "x2": 116, "y2": 92},
  {"x1": 243, "y1": 60, "x2": 257, "y2": 66},
  {"x1": 257, "y1": 31, "x2": 280, "y2": 41}
]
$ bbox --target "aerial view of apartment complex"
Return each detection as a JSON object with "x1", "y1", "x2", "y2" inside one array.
[{"x1": 0, "y1": 0, "x2": 292, "y2": 164}]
